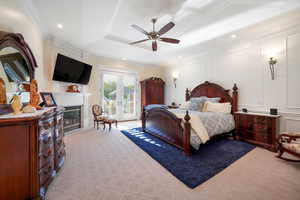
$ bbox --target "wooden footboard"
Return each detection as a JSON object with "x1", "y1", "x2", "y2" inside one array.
[{"x1": 141, "y1": 107, "x2": 191, "y2": 155}]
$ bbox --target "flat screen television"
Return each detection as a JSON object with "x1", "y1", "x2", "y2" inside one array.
[{"x1": 52, "y1": 54, "x2": 92, "y2": 85}]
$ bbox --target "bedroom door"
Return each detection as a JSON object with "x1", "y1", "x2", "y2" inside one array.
[{"x1": 102, "y1": 71, "x2": 137, "y2": 121}]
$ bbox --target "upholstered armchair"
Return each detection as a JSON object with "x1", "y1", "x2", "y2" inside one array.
[
  {"x1": 92, "y1": 104, "x2": 106, "y2": 130},
  {"x1": 277, "y1": 132, "x2": 300, "y2": 162}
]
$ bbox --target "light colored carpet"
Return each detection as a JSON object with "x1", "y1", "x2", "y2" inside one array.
[{"x1": 46, "y1": 121, "x2": 300, "y2": 200}]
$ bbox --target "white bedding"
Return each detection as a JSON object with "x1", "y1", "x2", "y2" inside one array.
[{"x1": 169, "y1": 109, "x2": 235, "y2": 150}]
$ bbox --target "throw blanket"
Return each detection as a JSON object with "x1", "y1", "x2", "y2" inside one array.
[
  {"x1": 172, "y1": 111, "x2": 210, "y2": 144},
  {"x1": 144, "y1": 104, "x2": 168, "y2": 110}
]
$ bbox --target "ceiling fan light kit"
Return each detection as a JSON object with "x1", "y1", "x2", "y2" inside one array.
[{"x1": 129, "y1": 18, "x2": 180, "y2": 52}]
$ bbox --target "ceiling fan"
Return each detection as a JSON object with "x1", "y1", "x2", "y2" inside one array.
[{"x1": 129, "y1": 18, "x2": 180, "y2": 52}]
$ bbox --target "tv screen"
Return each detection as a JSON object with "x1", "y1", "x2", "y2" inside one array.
[{"x1": 52, "y1": 54, "x2": 92, "y2": 85}]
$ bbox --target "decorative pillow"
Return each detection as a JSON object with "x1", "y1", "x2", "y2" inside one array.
[
  {"x1": 205, "y1": 97, "x2": 221, "y2": 103},
  {"x1": 179, "y1": 101, "x2": 191, "y2": 110},
  {"x1": 203, "y1": 101, "x2": 232, "y2": 114},
  {"x1": 189, "y1": 97, "x2": 221, "y2": 111},
  {"x1": 189, "y1": 97, "x2": 208, "y2": 111}
]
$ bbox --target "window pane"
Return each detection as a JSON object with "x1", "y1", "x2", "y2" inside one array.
[
  {"x1": 123, "y1": 75, "x2": 135, "y2": 115},
  {"x1": 103, "y1": 74, "x2": 117, "y2": 115}
]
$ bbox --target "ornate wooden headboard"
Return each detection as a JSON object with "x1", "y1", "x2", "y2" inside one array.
[{"x1": 185, "y1": 81, "x2": 238, "y2": 113}]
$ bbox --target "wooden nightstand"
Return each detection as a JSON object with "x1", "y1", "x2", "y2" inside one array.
[{"x1": 234, "y1": 112, "x2": 280, "y2": 152}]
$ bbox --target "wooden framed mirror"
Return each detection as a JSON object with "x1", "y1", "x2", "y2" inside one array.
[{"x1": 0, "y1": 31, "x2": 38, "y2": 115}]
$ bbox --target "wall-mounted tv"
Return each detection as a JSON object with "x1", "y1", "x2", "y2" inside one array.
[{"x1": 52, "y1": 54, "x2": 92, "y2": 85}]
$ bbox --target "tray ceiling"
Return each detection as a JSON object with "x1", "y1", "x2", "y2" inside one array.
[{"x1": 24, "y1": 0, "x2": 300, "y2": 64}]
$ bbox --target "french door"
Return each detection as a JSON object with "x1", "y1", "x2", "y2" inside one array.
[{"x1": 101, "y1": 71, "x2": 138, "y2": 121}]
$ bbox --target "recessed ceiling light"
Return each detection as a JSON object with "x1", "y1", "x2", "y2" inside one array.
[
  {"x1": 231, "y1": 34, "x2": 237, "y2": 39},
  {"x1": 57, "y1": 24, "x2": 63, "y2": 29}
]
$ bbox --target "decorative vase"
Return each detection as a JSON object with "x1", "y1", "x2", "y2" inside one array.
[
  {"x1": 0, "y1": 78, "x2": 7, "y2": 104},
  {"x1": 11, "y1": 95, "x2": 23, "y2": 115},
  {"x1": 29, "y1": 80, "x2": 41, "y2": 110}
]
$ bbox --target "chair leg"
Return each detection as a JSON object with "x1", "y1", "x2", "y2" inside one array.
[
  {"x1": 109, "y1": 123, "x2": 112, "y2": 131},
  {"x1": 115, "y1": 121, "x2": 118, "y2": 128},
  {"x1": 276, "y1": 148, "x2": 300, "y2": 162},
  {"x1": 97, "y1": 121, "x2": 99, "y2": 130},
  {"x1": 277, "y1": 148, "x2": 284, "y2": 158},
  {"x1": 94, "y1": 121, "x2": 95, "y2": 128},
  {"x1": 103, "y1": 123, "x2": 106, "y2": 130}
]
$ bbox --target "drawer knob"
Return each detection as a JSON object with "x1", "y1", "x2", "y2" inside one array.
[
  {"x1": 43, "y1": 166, "x2": 52, "y2": 175},
  {"x1": 43, "y1": 150, "x2": 52, "y2": 159},
  {"x1": 43, "y1": 136, "x2": 52, "y2": 144}
]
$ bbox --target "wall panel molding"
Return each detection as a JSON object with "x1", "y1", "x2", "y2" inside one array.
[{"x1": 286, "y1": 33, "x2": 300, "y2": 109}]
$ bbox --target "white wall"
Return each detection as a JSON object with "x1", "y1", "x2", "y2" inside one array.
[{"x1": 163, "y1": 24, "x2": 300, "y2": 132}]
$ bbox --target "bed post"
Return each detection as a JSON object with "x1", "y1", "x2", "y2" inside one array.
[
  {"x1": 142, "y1": 106, "x2": 146, "y2": 131},
  {"x1": 185, "y1": 88, "x2": 190, "y2": 101},
  {"x1": 184, "y1": 110, "x2": 191, "y2": 155},
  {"x1": 232, "y1": 83, "x2": 238, "y2": 113}
]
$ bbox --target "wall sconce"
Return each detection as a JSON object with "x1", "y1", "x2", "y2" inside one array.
[
  {"x1": 263, "y1": 48, "x2": 280, "y2": 80},
  {"x1": 268, "y1": 57, "x2": 277, "y2": 80},
  {"x1": 172, "y1": 71, "x2": 179, "y2": 88}
]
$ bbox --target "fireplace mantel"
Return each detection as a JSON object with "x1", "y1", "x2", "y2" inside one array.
[{"x1": 51, "y1": 92, "x2": 91, "y2": 106}]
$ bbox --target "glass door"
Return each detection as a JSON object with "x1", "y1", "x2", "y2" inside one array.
[
  {"x1": 102, "y1": 71, "x2": 137, "y2": 121},
  {"x1": 122, "y1": 75, "x2": 137, "y2": 119},
  {"x1": 103, "y1": 73, "x2": 118, "y2": 119}
]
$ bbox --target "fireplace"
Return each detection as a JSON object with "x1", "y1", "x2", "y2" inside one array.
[{"x1": 63, "y1": 106, "x2": 82, "y2": 133}]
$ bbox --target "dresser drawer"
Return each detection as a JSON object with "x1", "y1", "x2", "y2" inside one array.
[
  {"x1": 236, "y1": 115, "x2": 252, "y2": 129},
  {"x1": 39, "y1": 148, "x2": 54, "y2": 169},
  {"x1": 55, "y1": 145, "x2": 66, "y2": 171},
  {"x1": 39, "y1": 161, "x2": 55, "y2": 186},
  {"x1": 39, "y1": 131, "x2": 53, "y2": 153},
  {"x1": 236, "y1": 128, "x2": 252, "y2": 139},
  {"x1": 253, "y1": 116, "x2": 267, "y2": 124},
  {"x1": 39, "y1": 117, "x2": 55, "y2": 132},
  {"x1": 253, "y1": 123, "x2": 268, "y2": 132},
  {"x1": 56, "y1": 143, "x2": 65, "y2": 159},
  {"x1": 54, "y1": 126, "x2": 64, "y2": 139},
  {"x1": 55, "y1": 136, "x2": 64, "y2": 149},
  {"x1": 253, "y1": 131, "x2": 268, "y2": 142}
]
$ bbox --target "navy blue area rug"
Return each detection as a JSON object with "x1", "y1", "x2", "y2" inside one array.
[{"x1": 121, "y1": 128, "x2": 255, "y2": 188}]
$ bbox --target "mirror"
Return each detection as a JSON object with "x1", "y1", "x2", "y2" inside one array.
[
  {"x1": 0, "y1": 31, "x2": 38, "y2": 109},
  {"x1": 0, "y1": 47, "x2": 30, "y2": 92}
]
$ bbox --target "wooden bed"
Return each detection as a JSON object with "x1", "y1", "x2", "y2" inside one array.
[{"x1": 141, "y1": 81, "x2": 238, "y2": 155}]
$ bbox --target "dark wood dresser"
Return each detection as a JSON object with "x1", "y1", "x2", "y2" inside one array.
[
  {"x1": 140, "y1": 77, "x2": 165, "y2": 109},
  {"x1": 234, "y1": 112, "x2": 280, "y2": 152},
  {"x1": 0, "y1": 107, "x2": 65, "y2": 200}
]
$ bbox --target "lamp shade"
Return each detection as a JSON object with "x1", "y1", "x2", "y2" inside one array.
[{"x1": 172, "y1": 71, "x2": 179, "y2": 79}]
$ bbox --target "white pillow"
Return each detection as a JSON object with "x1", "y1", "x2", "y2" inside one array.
[
  {"x1": 203, "y1": 101, "x2": 232, "y2": 114},
  {"x1": 179, "y1": 101, "x2": 191, "y2": 110}
]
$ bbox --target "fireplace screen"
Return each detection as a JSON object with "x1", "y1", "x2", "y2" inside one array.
[{"x1": 63, "y1": 106, "x2": 81, "y2": 133}]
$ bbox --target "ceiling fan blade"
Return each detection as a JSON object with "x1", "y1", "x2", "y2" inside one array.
[
  {"x1": 158, "y1": 22, "x2": 175, "y2": 36},
  {"x1": 131, "y1": 24, "x2": 149, "y2": 35},
  {"x1": 152, "y1": 41, "x2": 157, "y2": 51},
  {"x1": 160, "y1": 37, "x2": 180, "y2": 44},
  {"x1": 129, "y1": 39, "x2": 149, "y2": 45}
]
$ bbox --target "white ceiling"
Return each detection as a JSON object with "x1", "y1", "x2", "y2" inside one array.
[{"x1": 23, "y1": 0, "x2": 300, "y2": 65}]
